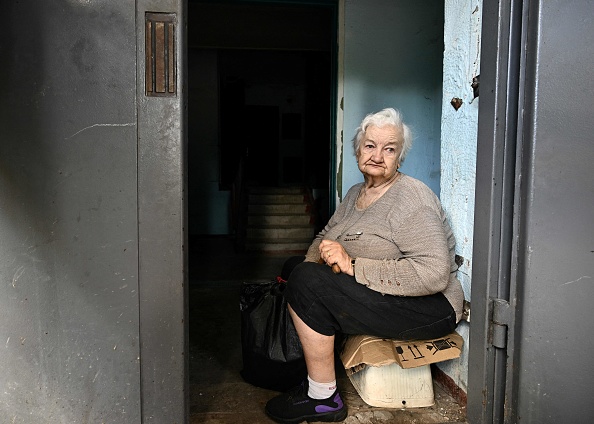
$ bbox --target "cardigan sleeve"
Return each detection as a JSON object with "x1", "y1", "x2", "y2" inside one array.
[{"x1": 354, "y1": 206, "x2": 451, "y2": 296}]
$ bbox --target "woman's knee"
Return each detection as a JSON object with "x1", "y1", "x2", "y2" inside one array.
[
  {"x1": 284, "y1": 262, "x2": 325, "y2": 304},
  {"x1": 287, "y1": 262, "x2": 325, "y2": 289},
  {"x1": 287, "y1": 260, "x2": 312, "y2": 277}
]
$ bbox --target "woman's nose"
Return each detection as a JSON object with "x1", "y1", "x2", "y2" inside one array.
[{"x1": 371, "y1": 148, "x2": 383, "y2": 161}]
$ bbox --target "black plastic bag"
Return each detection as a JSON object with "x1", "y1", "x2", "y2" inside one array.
[{"x1": 239, "y1": 277, "x2": 306, "y2": 391}]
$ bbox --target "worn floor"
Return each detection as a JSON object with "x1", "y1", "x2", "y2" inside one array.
[{"x1": 189, "y1": 236, "x2": 468, "y2": 424}]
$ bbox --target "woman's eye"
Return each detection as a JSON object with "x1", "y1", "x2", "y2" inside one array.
[{"x1": 385, "y1": 148, "x2": 395, "y2": 154}]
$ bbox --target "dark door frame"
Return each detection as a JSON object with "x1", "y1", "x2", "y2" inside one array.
[
  {"x1": 137, "y1": 1, "x2": 188, "y2": 422},
  {"x1": 467, "y1": 0, "x2": 527, "y2": 422}
]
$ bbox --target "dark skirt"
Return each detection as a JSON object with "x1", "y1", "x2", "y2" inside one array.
[{"x1": 283, "y1": 261, "x2": 457, "y2": 340}]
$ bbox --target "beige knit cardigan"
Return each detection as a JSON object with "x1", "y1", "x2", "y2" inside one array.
[{"x1": 304, "y1": 174, "x2": 465, "y2": 323}]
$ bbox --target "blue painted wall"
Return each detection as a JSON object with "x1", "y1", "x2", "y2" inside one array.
[
  {"x1": 438, "y1": 0, "x2": 482, "y2": 393},
  {"x1": 340, "y1": 0, "x2": 444, "y2": 199}
]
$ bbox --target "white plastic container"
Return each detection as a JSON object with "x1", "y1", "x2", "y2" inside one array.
[{"x1": 347, "y1": 363, "x2": 434, "y2": 408}]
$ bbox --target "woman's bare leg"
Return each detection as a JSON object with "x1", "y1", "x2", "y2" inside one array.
[
  {"x1": 288, "y1": 304, "x2": 335, "y2": 383},
  {"x1": 264, "y1": 304, "x2": 347, "y2": 423}
]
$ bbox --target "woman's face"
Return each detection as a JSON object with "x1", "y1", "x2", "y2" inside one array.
[{"x1": 356, "y1": 125, "x2": 403, "y2": 182}]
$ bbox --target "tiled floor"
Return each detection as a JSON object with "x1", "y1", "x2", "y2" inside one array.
[{"x1": 188, "y1": 236, "x2": 468, "y2": 423}]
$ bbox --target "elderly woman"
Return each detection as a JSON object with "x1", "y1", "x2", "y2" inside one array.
[{"x1": 265, "y1": 108, "x2": 464, "y2": 423}]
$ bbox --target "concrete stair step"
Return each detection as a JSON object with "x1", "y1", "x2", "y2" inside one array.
[
  {"x1": 248, "y1": 193, "x2": 308, "y2": 205},
  {"x1": 248, "y1": 203, "x2": 311, "y2": 214},
  {"x1": 244, "y1": 238, "x2": 311, "y2": 253},
  {"x1": 246, "y1": 225, "x2": 315, "y2": 240},
  {"x1": 249, "y1": 186, "x2": 305, "y2": 195},
  {"x1": 242, "y1": 186, "x2": 314, "y2": 253},
  {"x1": 248, "y1": 214, "x2": 313, "y2": 226}
]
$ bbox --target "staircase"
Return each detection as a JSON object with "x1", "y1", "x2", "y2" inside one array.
[{"x1": 243, "y1": 187, "x2": 315, "y2": 254}]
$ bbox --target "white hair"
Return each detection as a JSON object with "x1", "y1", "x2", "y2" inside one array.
[{"x1": 352, "y1": 108, "x2": 412, "y2": 164}]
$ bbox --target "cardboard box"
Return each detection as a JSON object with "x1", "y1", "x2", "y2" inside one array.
[{"x1": 340, "y1": 332, "x2": 463, "y2": 373}]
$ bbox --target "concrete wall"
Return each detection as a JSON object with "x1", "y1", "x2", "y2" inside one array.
[
  {"x1": 438, "y1": 0, "x2": 482, "y2": 392},
  {"x1": 340, "y1": 0, "x2": 444, "y2": 199}
]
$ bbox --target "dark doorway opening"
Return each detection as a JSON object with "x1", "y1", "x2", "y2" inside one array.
[
  {"x1": 187, "y1": 2, "x2": 338, "y2": 420},
  {"x1": 188, "y1": 0, "x2": 337, "y2": 240},
  {"x1": 187, "y1": 0, "x2": 337, "y2": 239},
  {"x1": 217, "y1": 49, "x2": 332, "y2": 189}
]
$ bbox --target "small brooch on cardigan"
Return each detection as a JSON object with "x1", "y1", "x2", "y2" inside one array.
[{"x1": 338, "y1": 231, "x2": 362, "y2": 241}]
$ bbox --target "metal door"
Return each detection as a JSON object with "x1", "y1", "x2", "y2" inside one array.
[
  {"x1": 468, "y1": 1, "x2": 594, "y2": 423},
  {"x1": 0, "y1": 1, "x2": 187, "y2": 422}
]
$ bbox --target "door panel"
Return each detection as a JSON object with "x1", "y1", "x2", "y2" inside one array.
[
  {"x1": 512, "y1": 1, "x2": 594, "y2": 422},
  {"x1": 0, "y1": 1, "x2": 141, "y2": 422},
  {"x1": 1, "y1": 1, "x2": 187, "y2": 423},
  {"x1": 469, "y1": 1, "x2": 594, "y2": 422}
]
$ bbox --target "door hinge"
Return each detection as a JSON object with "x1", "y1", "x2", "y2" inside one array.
[{"x1": 490, "y1": 298, "x2": 510, "y2": 349}]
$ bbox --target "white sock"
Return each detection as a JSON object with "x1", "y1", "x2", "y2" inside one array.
[{"x1": 307, "y1": 376, "x2": 337, "y2": 400}]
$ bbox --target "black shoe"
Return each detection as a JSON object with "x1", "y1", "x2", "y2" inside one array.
[{"x1": 265, "y1": 380, "x2": 347, "y2": 423}]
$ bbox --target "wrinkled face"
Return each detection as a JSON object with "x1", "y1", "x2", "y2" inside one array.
[{"x1": 356, "y1": 125, "x2": 403, "y2": 182}]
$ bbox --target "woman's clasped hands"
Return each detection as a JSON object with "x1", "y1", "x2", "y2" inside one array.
[{"x1": 319, "y1": 239, "x2": 354, "y2": 276}]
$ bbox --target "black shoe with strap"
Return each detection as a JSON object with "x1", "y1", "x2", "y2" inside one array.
[{"x1": 265, "y1": 380, "x2": 348, "y2": 423}]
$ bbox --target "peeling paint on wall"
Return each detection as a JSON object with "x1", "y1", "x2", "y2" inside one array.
[{"x1": 438, "y1": 0, "x2": 483, "y2": 394}]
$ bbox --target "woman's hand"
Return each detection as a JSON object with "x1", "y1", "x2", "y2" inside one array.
[{"x1": 319, "y1": 240, "x2": 354, "y2": 276}]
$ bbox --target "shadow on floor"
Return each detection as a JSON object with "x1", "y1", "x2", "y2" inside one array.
[{"x1": 189, "y1": 235, "x2": 467, "y2": 423}]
